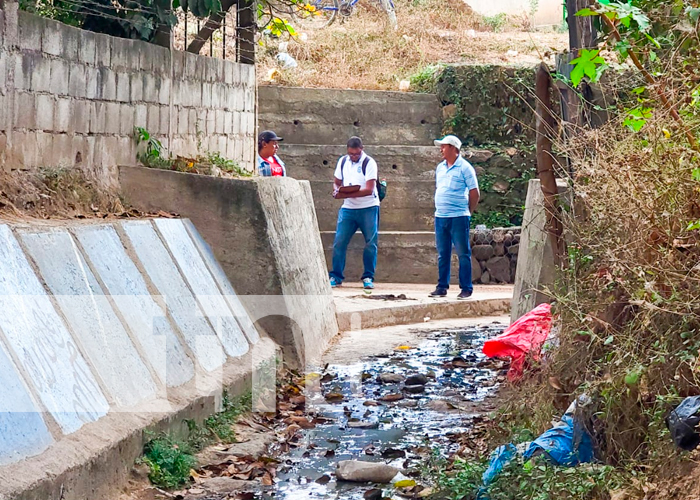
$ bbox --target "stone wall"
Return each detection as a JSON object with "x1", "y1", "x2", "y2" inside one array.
[{"x1": 0, "y1": 7, "x2": 255, "y2": 188}]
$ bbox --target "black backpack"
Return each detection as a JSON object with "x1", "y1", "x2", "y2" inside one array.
[{"x1": 340, "y1": 155, "x2": 387, "y2": 201}]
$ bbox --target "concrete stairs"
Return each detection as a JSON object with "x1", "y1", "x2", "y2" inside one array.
[{"x1": 258, "y1": 85, "x2": 445, "y2": 283}]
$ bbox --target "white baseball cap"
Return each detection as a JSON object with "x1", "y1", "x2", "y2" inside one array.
[{"x1": 434, "y1": 135, "x2": 462, "y2": 150}]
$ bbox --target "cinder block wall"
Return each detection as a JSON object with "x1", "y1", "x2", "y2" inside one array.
[{"x1": 0, "y1": 7, "x2": 255, "y2": 188}]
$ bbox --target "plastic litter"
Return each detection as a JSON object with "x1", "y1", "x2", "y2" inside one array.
[
  {"x1": 482, "y1": 303, "x2": 553, "y2": 381},
  {"x1": 477, "y1": 395, "x2": 595, "y2": 497},
  {"x1": 276, "y1": 53, "x2": 298, "y2": 70},
  {"x1": 666, "y1": 396, "x2": 700, "y2": 451}
]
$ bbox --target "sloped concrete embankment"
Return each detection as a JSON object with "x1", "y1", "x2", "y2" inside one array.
[
  {"x1": 0, "y1": 218, "x2": 276, "y2": 500},
  {"x1": 119, "y1": 166, "x2": 339, "y2": 369}
]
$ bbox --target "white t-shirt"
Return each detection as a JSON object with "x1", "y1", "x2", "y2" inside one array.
[{"x1": 334, "y1": 153, "x2": 380, "y2": 210}]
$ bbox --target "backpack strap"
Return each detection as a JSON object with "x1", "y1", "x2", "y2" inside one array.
[
  {"x1": 340, "y1": 155, "x2": 348, "y2": 183},
  {"x1": 361, "y1": 156, "x2": 370, "y2": 176}
]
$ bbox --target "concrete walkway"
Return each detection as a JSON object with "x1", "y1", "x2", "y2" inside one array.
[{"x1": 333, "y1": 283, "x2": 513, "y2": 331}]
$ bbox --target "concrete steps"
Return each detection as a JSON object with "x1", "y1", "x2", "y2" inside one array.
[
  {"x1": 311, "y1": 179, "x2": 436, "y2": 232},
  {"x1": 280, "y1": 144, "x2": 441, "y2": 180},
  {"x1": 258, "y1": 86, "x2": 442, "y2": 146}
]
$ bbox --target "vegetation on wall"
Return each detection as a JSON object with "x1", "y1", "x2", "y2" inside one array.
[{"x1": 413, "y1": 64, "x2": 539, "y2": 228}]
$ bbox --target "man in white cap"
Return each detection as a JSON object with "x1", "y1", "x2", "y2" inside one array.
[{"x1": 430, "y1": 135, "x2": 479, "y2": 299}]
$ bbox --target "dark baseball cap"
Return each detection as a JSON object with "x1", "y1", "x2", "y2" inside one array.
[{"x1": 258, "y1": 130, "x2": 283, "y2": 142}]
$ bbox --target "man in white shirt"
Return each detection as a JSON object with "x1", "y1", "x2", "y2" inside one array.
[{"x1": 329, "y1": 136, "x2": 380, "y2": 291}]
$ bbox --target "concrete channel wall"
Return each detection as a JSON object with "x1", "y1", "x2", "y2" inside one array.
[
  {"x1": 0, "y1": 6, "x2": 255, "y2": 188},
  {"x1": 0, "y1": 217, "x2": 280, "y2": 500},
  {"x1": 119, "y1": 166, "x2": 340, "y2": 369}
]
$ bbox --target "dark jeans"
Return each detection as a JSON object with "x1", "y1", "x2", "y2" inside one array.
[
  {"x1": 330, "y1": 206, "x2": 379, "y2": 282},
  {"x1": 435, "y1": 216, "x2": 472, "y2": 292}
]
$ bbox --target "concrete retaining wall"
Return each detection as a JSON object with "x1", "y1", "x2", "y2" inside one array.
[
  {"x1": 119, "y1": 166, "x2": 339, "y2": 368},
  {"x1": 322, "y1": 227, "x2": 521, "y2": 284},
  {"x1": 0, "y1": 217, "x2": 277, "y2": 500},
  {"x1": 0, "y1": 7, "x2": 255, "y2": 188}
]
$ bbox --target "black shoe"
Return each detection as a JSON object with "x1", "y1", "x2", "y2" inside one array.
[
  {"x1": 457, "y1": 290, "x2": 473, "y2": 300},
  {"x1": 429, "y1": 288, "x2": 447, "y2": 298}
]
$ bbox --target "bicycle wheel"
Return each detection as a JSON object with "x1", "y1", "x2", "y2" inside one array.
[{"x1": 290, "y1": 0, "x2": 338, "y2": 30}]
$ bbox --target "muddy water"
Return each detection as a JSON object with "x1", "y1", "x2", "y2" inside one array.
[{"x1": 263, "y1": 322, "x2": 507, "y2": 500}]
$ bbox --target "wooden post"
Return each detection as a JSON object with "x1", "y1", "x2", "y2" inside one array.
[
  {"x1": 535, "y1": 63, "x2": 566, "y2": 265},
  {"x1": 236, "y1": 0, "x2": 256, "y2": 64}
]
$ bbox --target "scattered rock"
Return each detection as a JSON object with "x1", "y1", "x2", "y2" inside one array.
[
  {"x1": 508, "y1": 243, "x2": 520, "y2": 256},
  {"x1": 405, "y1": 374, "x2": 428, "y2": 386},
  {"x1": 480, "y1": 270, "x2": 491, "y2": 284},
  {"x1": 363, "y1": 400, "x2": 380, "y2": 406},
  {"x1": 316, "y1": 475, "x2": 331, "y2": 485},
  {"x1": 441, "y1": 104, "x2": 457, "y2": 120},
  {"x1": 379, "y1": 393, "x2": 404, "y2": 402},
  {"x1": 464, "y1": 149, "x2": 494, "y2": 163},
  {"x1": 493, "y1": 180, "x2": 509, "y2": 193},
  {"x1": 452, "y1": 356, "x2": 469, "y2": 368},
  {"x1": 505, "y1": 147, "x2": 517, "y2": 156},
  {"x1": 198, "y1": 477, "x2": 260, "y2": 495},
  {"x1": 472, "y1": 244, "x2": 495, "y2": 261},
  {"x1": 378, "y1": 373, "x2": 405, "y2": 384},
  {"x1": 398, "y1": 399, "x2": 419, "y2": 408},
  {"x1": 486, "y1": 256, "x2": 510, "y2": 283},
  {"x1": 471, "y1": 256, "x2": 482, "y2": 282},
  {"x1": 336, "y1": 461, "x2": 400, "y2": 483},
  {"x1": 381, "y1": 448, "x2": 406, "y2": 459},
  {"x1": 403, "y1": 384, "x2": 425, "y2": 394},
  {"x1": 425, "y1": 400, "x2": 455, "y2": 412},
  {"x1": 364, "y1": 488, "x2": 384, "y2": 500},
  {"x1": 348, "y1": 421, "x2": 380, "y2": 429},
  {"x1": 474, "y1": 165, "x2": 486, "y2": 175}
]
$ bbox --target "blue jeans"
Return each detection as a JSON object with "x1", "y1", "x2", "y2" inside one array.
[
  {"x1": 330, "y1": 206, "x2": 379, "y2": 282},
  {"x1": 435, "y1": 216, "x2": 472, "y2": 292}
]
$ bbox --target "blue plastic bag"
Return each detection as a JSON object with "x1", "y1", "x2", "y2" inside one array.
[{"x1": 523, "y1": 414, "x2": 595, "y2": 466}]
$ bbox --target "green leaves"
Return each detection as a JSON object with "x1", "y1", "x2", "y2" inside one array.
[
  {"x1": 577, "y1": 2, "x2": 650, "y2": 32},
  {"x1": 687, "y1": 6, "x2": 700, "y2": 24},
  {"x1": 569, "y1": 49, "x2": 607, "y2": 87},
  {"x1": 622, "y1": 107, "x2": 652, "y2": 132},
  {"x1": 692, "y1": 167, "x2": 700, "y2": 182}
]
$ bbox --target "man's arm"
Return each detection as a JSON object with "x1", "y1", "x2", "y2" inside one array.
[
  {"x1": 334, "y1": 180, "x2": 376, "y2": 199},
  {"x1": 468, "y1": 188, "x2": 480, "y2": 214}
]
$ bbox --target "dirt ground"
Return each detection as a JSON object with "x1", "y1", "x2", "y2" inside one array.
[{"x1": 255, "y1": 0, "x2": 568, "y2": 91}]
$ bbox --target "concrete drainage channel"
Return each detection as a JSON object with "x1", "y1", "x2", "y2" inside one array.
[{"x1": 159, "y1": 318, "x2": 508, "y2": 500}]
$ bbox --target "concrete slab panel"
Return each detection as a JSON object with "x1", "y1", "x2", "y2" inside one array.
[
  {"x1": 0, "y1": 341, "x2": 53, "y2": 466},
  {"x1": 0, "y1": 225, "x2": 108, "y2": 435},
  {"x1": 182, "y1": 219, "x2": 260, "y2": 345},
  {"x1": 121, "y1": 221, "x2": 226, "y2": 372},
  {"x1": 73, "y1": 225, "x2": 195, "y2": 388},
  {"x1": 154, "y1": 219, "x2": 250, "y2": 357},
  {"x1": 20, "y1": 229, "x2": 158, "y2": 408}
]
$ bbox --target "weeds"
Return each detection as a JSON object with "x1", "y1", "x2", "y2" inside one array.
[
  {"x1": 483, "y1": 13, "x2": 508, "y2": 32},
  {"x1": 134, "y1": 127, "x2": 252, "y2": 177},
  {"x1": 141, "y1": 392, "x2": 252, "y2": 489},
  {"x1": 141, "y1": 435, "x2": 197, "y2": 489}
]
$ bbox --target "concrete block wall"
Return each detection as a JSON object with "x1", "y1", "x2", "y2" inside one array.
[
  {"x1": 0, "y1": 8, "x2": 255, "y2": 188},
  {"x1": 0, "y1": 217, "x2": 276, "y2": 500}
]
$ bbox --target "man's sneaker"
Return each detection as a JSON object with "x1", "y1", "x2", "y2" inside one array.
[
  {"x1": 457, "y1": 290, "x2": 473, "y2": 300},
  {"x1": 362, "y1": 278, "x2": 375, "y2": 293},
  {"x1": 330, "y1": 277, "x2": 341, "y2": 287},
  {"x1": 429, "y1": 287, "x2": 447, "y2": 298}
]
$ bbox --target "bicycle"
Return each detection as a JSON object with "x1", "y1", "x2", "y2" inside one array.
[{"x1": 289, "y1": 0, "x2": 396, "y2": 30}]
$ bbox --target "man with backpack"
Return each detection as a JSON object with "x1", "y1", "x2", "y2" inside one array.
[{"x1": 329, "y1": 136, "x2": 385, "y2": 291}]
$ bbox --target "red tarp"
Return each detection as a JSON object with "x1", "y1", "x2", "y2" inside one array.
[{"x1": 482, "y1": 303, "x2": 553, "y2": 381}]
